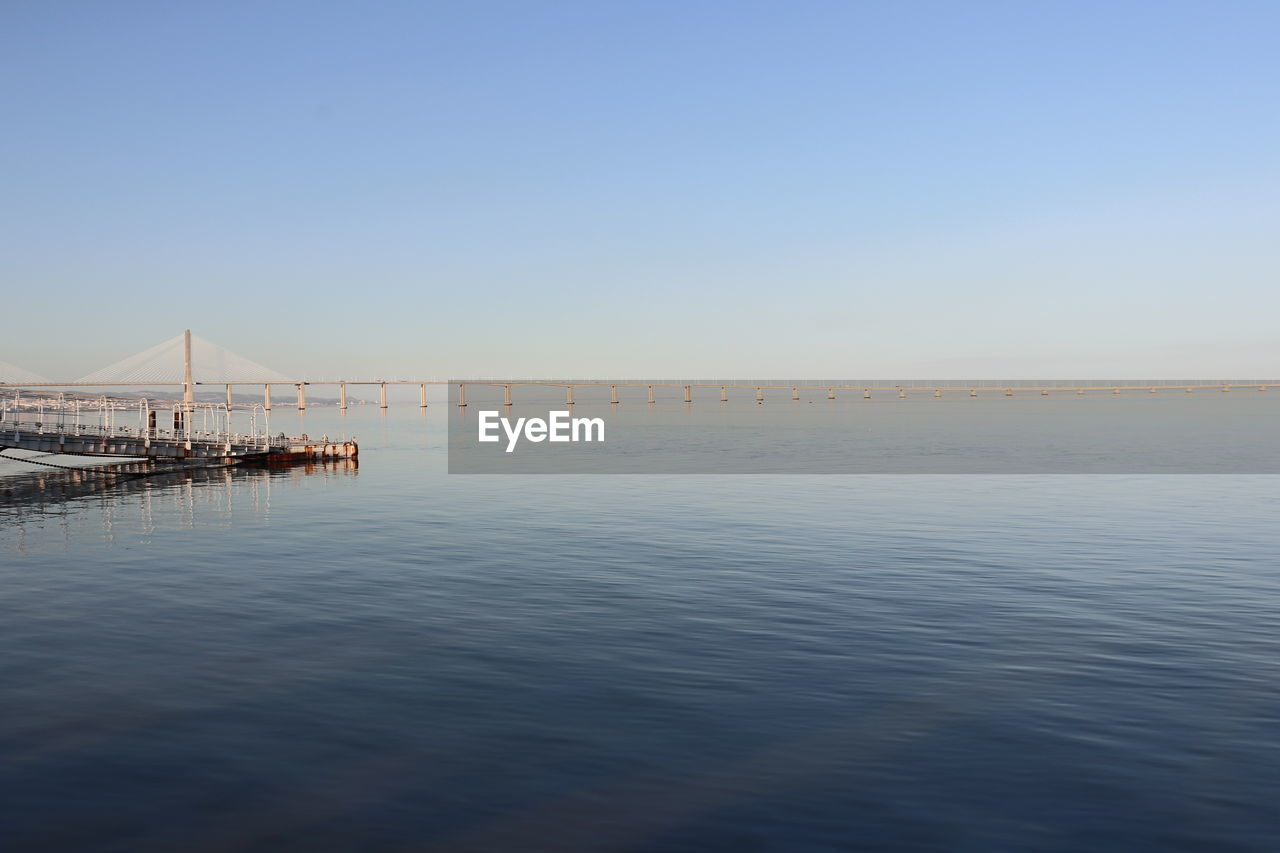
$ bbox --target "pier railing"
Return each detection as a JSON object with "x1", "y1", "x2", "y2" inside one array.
[
  {"x1": 1, "y1": 392, "x2": 284, "y2": 452},
  {"x1": 1, "y1": 415, "x2": 286, "y2": 451}
]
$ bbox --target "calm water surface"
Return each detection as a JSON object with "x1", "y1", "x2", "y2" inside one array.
[{"x1": 2, "y1": 405, "x2": 1278, "y2": 851}]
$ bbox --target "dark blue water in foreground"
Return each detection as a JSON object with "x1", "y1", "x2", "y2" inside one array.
[{"x1": 2, "y1": 406, "x2": 1279, "y2": 851}]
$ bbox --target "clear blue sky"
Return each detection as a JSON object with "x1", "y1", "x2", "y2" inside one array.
[{"x1": 3, "y1": 1, "x2": 1277, "y2": 379}]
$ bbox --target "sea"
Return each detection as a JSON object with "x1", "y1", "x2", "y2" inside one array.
[{"x1": 2, "y1": 394, "x2": 1278, "y2": 851}]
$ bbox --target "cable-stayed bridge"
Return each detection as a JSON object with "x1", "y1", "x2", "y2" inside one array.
[
  {"x1": 2, "y1": 330, "x2": 1278, "y2": 411},
  {"x1": 2, "y1": 330, "x2": 434, "y2": 410},
  {"x1": 76, "y1": 332, "x2": 291, "y2": 385},
  {"x1": 0, "y1": 360, "x2": 50, "y2": 385}
]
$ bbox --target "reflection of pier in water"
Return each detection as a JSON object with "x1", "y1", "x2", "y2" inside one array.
[{"x1": 0, "y1": 458, "x2": 356, "y2": 549}]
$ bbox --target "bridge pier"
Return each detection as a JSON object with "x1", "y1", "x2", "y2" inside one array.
[
  {"x1": 458, "y1": 384, "x2": 467, "y2": 407},
  {"x1": 380, "y1": 382, "x2": 388, "y2": 409},
  {"x1": 611, "y1": 385, "x2": 619, "y2": 404},
  {"x1": 647, "y1": 385, "x2": 655, "y2": 404},
  {"x1": 1042, "y1": 389, "x2": 1049, "y2": 396},
  {"x1": 340, "y1": 383, "x2": 347, "y2": 410},
  {"x1": 970, "y1": 389, "x2": 977, "y2": 397},
  {"x1": 935, "y1": 389, "x2": 941, "y2": 398},
  {"x1": 264, "y1": 384, "x2": 272, "y2": 411},
  {"x1": 226, "y1": 384, "x2": 233, "y2": 410},
  {"x1": 683, "y1": 385, "x2": 691, "y2": 403},
  {"x1": 420, "y1": 383, "x2": 428, "y2": 408},
  {"x1": 828, "y1": 388, "x2": 835, "y2": 400},
  {"x1": 898, "y1": 389, "x2": 906, "y2": 399},
  {"x1": 792, "y1": 386, "x2": 799, "y2": 401},
  {"x1": 1005, "y1": 389, "x2": 1013, "y2": 397},
  {"x1": 297, "y1": 383, "x2": 306, "y2": 411},
  {"x1": 504, "y1": 385, "x2": 512, "y2": 406},
  {"x1": 863, "y1": 388, "x2": 870, "y2": 399},
  {"x1": 756, "y1": 387, "x2": 764, "y2": 404},
  {"x1": 721, "y1": 386, "x2": 728, "y2": 402},
  {"x1": 566, "y1": 386, "x2": 574, "y2": 406},
  {"x1": 1223, "y1": 385, "x2": 1230, "y2": 392}
]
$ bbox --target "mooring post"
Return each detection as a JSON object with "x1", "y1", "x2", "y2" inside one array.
[
  {"x1": 792, "y1": 386, "x2": 799, "y2": 401},
  {"x1": 1005, "y1": 388, "x2": 1013, "y2": 397},
  {"x1": 970, "y1": 389, "x2": 977, "y2": 397},
  {"x1": 684, "y1": 385, "x2": 691, "y2": 403},
  {"x1": 647, "y1": 385, "x2": 655, "y2": 404},
  {"x1": 566, "y1": 386, "x2": 574, "y2": 406},
  {"x1": 1186, "y1": 387, "x2": 1193, "y2": 392},
  {"x1": 297, "y1": 383, "x2": 306, "y2": 411},
  {"x1": 1149, "y1": 387, "x2": 1157, "y2": 394},
  {"x1": 1042, "y1": 389, "x2": 1049, "y2": 396},
  {"x1": 458, "y1": 384, "x2": 467, "y2": 407},
  {"x1": 264, "y1": 384, "x2": 272, "y2": 411},
  {"x1": 420, "y1": 384, "x2": 427, "y2": 408},
  {"x1": 226, "y1": 384, "x2": 234, "y2": 410},
  {"x1": 339, "y1": 382, "x2": 347, "y2": 410},
  {"x1": 863, "y1": 388, "x2": 870, "y2": 399},
  {"x1": 1077, "y1": 388, "x2": 1084, "y2": 395},
  {"x1": 935, "y1": 389, "x2": 941, "y2": 398},
  {"x1": 380, "y1": 382, "x2": 388, "y2": 409},
  {"x1": 756, "y1": 387, "x2": 764, "y2": 403},
  {"x1": 1222, "y1": 385, "x2": 1230, "y2": 392},
  {"x1": 721, "y1": 386, "x2": 728, "y2": 402},
  {"x1": 611, "y1": 385, "x2": 619, "y2": 404},
  {"x1": 1113, "y1": 388, "x2": 1121, "y2": 395},
  {"x1": 898, "y1": 389, "x2": 906, "y2": 399},
  {"x1": 504, "y1": 385, "x2": 512, "y2": 406}
]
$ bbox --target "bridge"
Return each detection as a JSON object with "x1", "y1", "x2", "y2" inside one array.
[
  {"x1": 2, "y1": 331, "x2": 1276, "y2": 411},
  {"x1": 7, "y1": 378, "x2": 1279, "y2": 411}
]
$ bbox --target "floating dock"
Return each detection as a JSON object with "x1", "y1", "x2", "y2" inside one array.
[{"x1": 264, "y1": 437, "x2": 359, "y2": 463}]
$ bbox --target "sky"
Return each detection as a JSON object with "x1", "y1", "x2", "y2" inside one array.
[{"x1": 2, "y1": 0, "x2": 1278, "y2": 380}]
